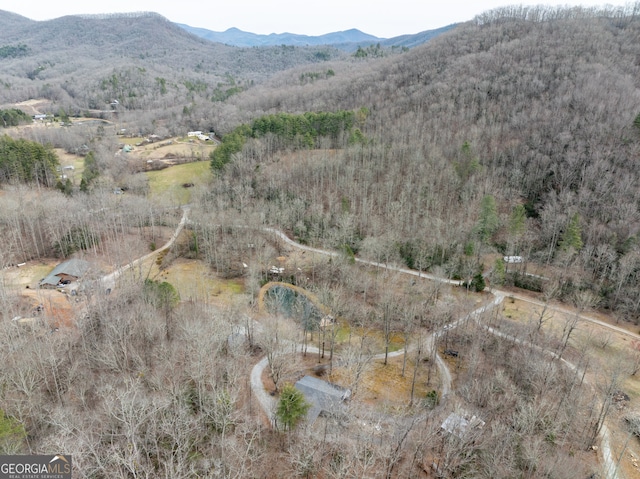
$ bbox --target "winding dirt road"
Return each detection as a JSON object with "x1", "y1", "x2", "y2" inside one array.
[{"x1": 99, "y1": 206, "x2": 189, "y2": 292}]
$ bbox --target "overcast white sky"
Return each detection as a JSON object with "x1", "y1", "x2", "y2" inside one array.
[{"x1": 0, "y1": 0, "x2": 632, "y2": 38}]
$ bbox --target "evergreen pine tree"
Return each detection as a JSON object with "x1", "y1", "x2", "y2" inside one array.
[{"x1": 276, "y1": 384, "x2": 310, "y2": 431}]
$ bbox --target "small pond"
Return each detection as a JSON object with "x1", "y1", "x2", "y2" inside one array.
[{"x1": 263, "y1": 284, "x2": 324, "y2": 331}]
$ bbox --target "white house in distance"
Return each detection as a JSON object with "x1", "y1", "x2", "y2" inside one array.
[
  {"x1": 503, "y1": 256, "x2": 523, "y2": 264},
  {"x1": 187, "y1": 131, "x2": 210, "y2": 141}
]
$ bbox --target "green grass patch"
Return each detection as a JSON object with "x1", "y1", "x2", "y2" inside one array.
[
  {"x1": 0, "y1": 409, "x2": 26, "y2": 453},
  {"x1": 225, "y1": 281, "x2": 245, "y2": 294},
  {"x1": 334, "y1": 323, "x2": 351, "y2": 342},
  {"x1": 151, "y1": 259, "x2": 245, "y2": 303},
  {"x1": 121, "y1": 137, "x2": 144, "y2": 145},
  {"x1": 146, "y1": 161, "x2": 212, "y2": 204},
  {"x1": 72, "y1": 156, "x2": 84, "y2": 174},
  {"x1": 53, "y1": 149, "x2": 85, "y2": 185},
  {"x1": 4, "y1": 262, "x2": 55, "y2": 288},
  {"x1": 137, "y1": 141, "x2": 215, "y2": 160},
  {"x1": 123, "y1": 256, "x2": 245, "y2": 305}
]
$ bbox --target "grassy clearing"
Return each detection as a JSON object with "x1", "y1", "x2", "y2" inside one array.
[
  {"x1": 2, "y1": 261, "x2": 56, "y2": 288},
  {"x1": 331, "y1": 354, "x2": 437, "y2": 409},
  {"x1": 501, "y1": 297, "x2": 532, "y2": 322},
  {"x1": 500, "y1": 298, "x2": 576, "y2": 339},
  {"x1": 54, "y1": 149, "x2": 85, "y2": 184},
  {"x1": 137, "y1": 140, "x2": 215, "y2": 160},
  {"x1": 120, "y1": 137, "x2": 144, "y2": 146},
  {"x1": 131, "y1": 256, "x2": 245, "y2": 305},
  {"x1": 145, "y1": 161, "x2": 212, "y2": 204}
]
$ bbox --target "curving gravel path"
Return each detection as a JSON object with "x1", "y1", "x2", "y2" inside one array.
[
  {"x1": 100, "y1": 206, "x2": 189, "y2": 292},
  {"x1": 250, "y1": 356, "x2": 275, "y2": 424}
]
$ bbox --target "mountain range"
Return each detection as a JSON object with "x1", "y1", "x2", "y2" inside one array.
[
  {"x1": 0, "y1": 10, "x2": 350, "y2": 104},
  {"x1": 0, "y1": 9, "x2": 456, "y2": 116},
  {"x1": 177, "y1": 24, "x2": 457, "y2": 51},
  {"x1": 0, "y1": 9, "x2": 453, "y2": 54}
]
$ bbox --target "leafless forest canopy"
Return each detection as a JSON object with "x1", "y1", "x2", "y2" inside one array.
[
  {"x1": 211, "y1": 4, "x2": 640, "y2": 320},
  {"x1": 1, "y1": 4, "x2": 640, "y2": 479}
]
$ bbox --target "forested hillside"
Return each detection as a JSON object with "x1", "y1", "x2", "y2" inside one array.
[
  {"x1": 207, "y1": 4, "x2": 640, "y2": 321},
  {"x1": 0, "y1": 11, "x2": 348, "y2": 135}
]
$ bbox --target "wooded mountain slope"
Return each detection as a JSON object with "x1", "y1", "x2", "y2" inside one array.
[
  {"x1": 0, "y1": 11, "x2": 347, "y2": 123},
  {"x1": 206, "y1": 5, "x2": 640, "y2": 319}
]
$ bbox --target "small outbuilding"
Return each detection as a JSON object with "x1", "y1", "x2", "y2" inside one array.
[
  {"x1": 503, "y1": 256, "x2": 524, "y2": 264},
  {"x1": 294, "y1": 375, "x2": 351, "y2": 424},
  {"x1": 40, "y1": 259, "x2": 91, "y2": 288},
  {"x1": 440, "y1": 412, "x2": 485, "y2": 439}
]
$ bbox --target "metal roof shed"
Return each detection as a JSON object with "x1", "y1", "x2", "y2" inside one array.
[
  {"x1": 40, "y1": 259, "x2": 90, "y2": 288},
  {"x1": 294, "y1": 375, "x2": 351, "y2": 424}
]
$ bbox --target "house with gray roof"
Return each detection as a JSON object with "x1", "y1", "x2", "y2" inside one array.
[
  {"x1": 40, "y1": 259, "x2": 91, "y2": 288},
  {"x1": 294, "y1": 375, "x2": 351, "y2": 424}
]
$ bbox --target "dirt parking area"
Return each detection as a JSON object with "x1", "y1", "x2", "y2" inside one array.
[{"x1": 3, "y1": 260, "x2": 81, "y2": 328}]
